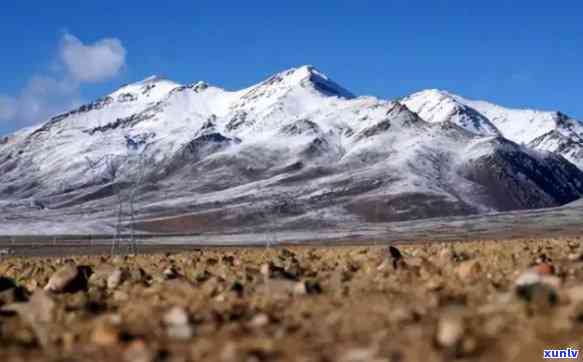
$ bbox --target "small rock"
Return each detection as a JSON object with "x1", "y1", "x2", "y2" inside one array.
[
  {"x1": 515, "y1": 269, "x2": 560, "y2": 306},
  {"x1": 163, "y1": 306, "x2": 189, "y2": 325},
  {"x1": 205, "y1": 257, "x2": 219, "y2": 266},
  {"x1": 0, "y1": 276, "x2": 17, "y2": 292},
  {"x1": 167, "y1": 324, "x2": 193, "y2": 340},
  {"x1": 91, "y1": 322, "x2": 119, "y2": 346},
  {"x1": 230, "y1": 281, "x2": 244, "y2": 297},
  {"x1": 0, "y1": 277, "x2": 27, "y2": 306},
  {"x1": 249, "y1": 313, "x2": 270, "y2": 328},
  {"x1": 261, "y1": 262, "x2": 296, "y2": 280},
  {"x1": 163, "y1": 266, "x2": 180, "y2": 280},
  {"x1": 45, "y1": 264, "x2": 92, "y2": 293},
  {"x1": 284, "y1": 261, "x2": 302, "y2": 279},
  {"x1": 455, "y1": 260, "x2": 482, "y2": 281},
  {"x1": 130, "y1": 268, "x2": 149, "y2": 284},
  {"x1": 290, "y1": 280, "x2": 323, "y2": 296},
  {"x1": 293, "y1": 282, "x2": 307, "y2": 295},
  {"x1": 451, "y1": 249, "x2": 470, "y2": 263},
  {"x1": 567, "y1": 240, "x2": 580, "y2": 250},
  {"x1": 536, "y1": 253, "x2": 552, "y2": 264},
  {"x1": 425, "y1": 278, "x2": 444, "y2": 291},
  {"x1": 516, "y1": 282, "x2": 558, "y2": 307},
  {"x1": 436, "y1": 312, "x2": 464, "y2": 348},
  {"x1": 384, "y1": 246, "x2": 404, "y2": 269},
  {"x1": 279, "y1": 248, "x2": 296, "y2": 259},
  {"x1": 516, "y1": 267, "x2": 561, "y2": 288},
  {"x1": 2, "y1": 291, "x2": 57, "y2": 348},
  {"x1": 304, "y1": 279, "x2": 323, "y2": 294},
  {"x1": 461, "y1": 337, "x2": 478, "y2": 355},
  {"x1": 3, "y1": 290, "x2": 55, "y2": 324},
  {"x1": 532, "y1": 262, "x2": 554, "y2": 275},
  {"x1": 0, "y1": 287, "x2": 27, "y2": 306},
  {"x1": 568, "y1": 253, "x2": 582, "y2": 262},
  {"x1": 88, "y1": 266, "x2": 114, "y2": 288},
  {"x1": 515, "y1": 270, "x2": 541, "y2": 286},
  {"x1": 124, "y1": 339, "x2": 153, "y2": 362},
  {"x1": 388, "y1": 245, "x2": 402, "y2": 260},
  {"x1": 44, "y1": 264, "x2": 77, "y2": 292},
  {"x1": 221, "y1": 255, "x2": 236, "y2": 266},
  {"x1": 107, "y1": 268, "x2": 128, "y2": 290},
  {"x1": 163, "y1": 306, "x2": 192, "y2": 340},
  {"x1": 340, "y1": 348, "x2": 378, "y2": 362},
  {"x1": 376, "y1": 260, "x2": 391, "y2": 271}
]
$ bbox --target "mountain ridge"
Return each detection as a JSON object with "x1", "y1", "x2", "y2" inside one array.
[
  {"x1": 1, "y1": 65, "x2": 582, "y2": 234},
  {"x1": 402, "y1": 88, "x2": 583, "y2": 169}
]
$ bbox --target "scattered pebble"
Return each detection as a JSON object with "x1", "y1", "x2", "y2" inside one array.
[
  {"x1": 163, "y1": 306, "x2": 192, "y2": 340},
  {"x1": 107, "y1": 268, "x2": 128, "y2": 290},
  {"x1": 124, "y1": 339, "x2": 153, "y2": 362},
  {"x1": 0, "y1": 277, "x2": 27, "y2": 306},
  {"x1": 514, "y1": 267, "x2": 561, "y2": 306},
  {"x1": 163, "y1": 266, "x2": 180, "y2": 280},
  {"x1": 44, "y1": 264, "x2": 91, "y2": 293},
  {"x1": 532, "y1": 262, "x2": 554, "y2": 275},
  {"x1": 249, "y1": 313, "x2": 270, "y2": 328},
  {"x1": 436, "y1": 311, "x2": 465, "y2": 348},
  {"x1": 455, "y1": 260, "x2": 482, "y2": 281}
]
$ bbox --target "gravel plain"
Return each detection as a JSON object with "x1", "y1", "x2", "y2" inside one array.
[{"x1": 1, "y1": 237, "x2": 583, "y2": 361}]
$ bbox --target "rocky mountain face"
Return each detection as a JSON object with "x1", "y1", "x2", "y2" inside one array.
[{"x1": 1, "y1": 66, "x2": 582, "y2": 233}]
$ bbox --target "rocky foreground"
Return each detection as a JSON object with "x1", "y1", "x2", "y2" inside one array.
[{"x1": 0, "y1": 239, "x2": 582, "y2": 361}]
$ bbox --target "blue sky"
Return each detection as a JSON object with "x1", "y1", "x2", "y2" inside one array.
[{"x1": 1, "y1": 1, "x2": 582, "y2": 135}]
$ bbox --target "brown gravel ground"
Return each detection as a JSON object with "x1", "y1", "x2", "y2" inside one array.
[{"x1": 1, "y1": 238, "x2": 583, "y2": 362}]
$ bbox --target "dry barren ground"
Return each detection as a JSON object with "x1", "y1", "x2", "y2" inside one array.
[{"x1": 1, "y1": 238, "x2": 583, "y2": 361}]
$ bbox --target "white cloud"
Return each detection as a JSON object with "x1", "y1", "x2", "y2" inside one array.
[
  {"x1": 0, "y1": 33, "x2": 127, "y2": 131},
  {"x1": 1, "y1": 76, "x2": 83, "y2": 127},
  {"x1": 60, "y1": 33, "x2": 126, "y2": 83}
]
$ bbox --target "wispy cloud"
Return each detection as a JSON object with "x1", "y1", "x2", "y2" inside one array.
[{"x1": 0, "y1": 33, "x2": 127, "y2": 130}]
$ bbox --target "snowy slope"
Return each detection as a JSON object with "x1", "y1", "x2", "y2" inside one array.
[
  {"x1": 452, "y1": 95, "x2": 575, "y2": 138},
  {"x1": 454, "y1": 95, "x2": 583, "y2": 169},
  {"x1": 401, "y1": 90, "x2": 500, "y2": 136},
  {"x1": 403, "y1": 89, "x2": 583, "y2": 169},
  {"x1": 0, "y1": 66, "x2": 582, "y2": 233}
]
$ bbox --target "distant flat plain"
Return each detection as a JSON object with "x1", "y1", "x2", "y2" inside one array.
[{"x1": 1, "y1": 199, "x2": 582, "y2": 257}]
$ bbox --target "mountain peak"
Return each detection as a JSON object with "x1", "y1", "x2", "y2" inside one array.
[
  {"x1": 270, "y1": 65, "x2": 327, "y2": 85},
  {"x1": 402, "y1": 89, "x2": 501, "y2": 136},
  {"x1": 119, "y1": 75, "x2": 172, "y2": 89},
  {"x1": 110, "y1": 75, "x2": 181, "y2": 100},
  {"x1": 409, "y1": 89, "x2": 456, "y2": 100},
  {"x1": 259, "y1": 65, "x2": 355, "y2": 99},
  {"x1": 141, "y1": 74, "x2": 165, "y2": 83},
  {"x1": 291, "y1": 64, "x2": 324, "y2": 78}
]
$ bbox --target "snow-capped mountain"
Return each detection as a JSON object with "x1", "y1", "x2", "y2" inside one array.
[
  {"x1": 400, "y1": 90, "x2": 500, "y2": 136},
  {"x1": 1, "y1": 66, "x2": 582, "y2": 233},
  {"x1": 402, "y1": 89, "x2": 583, "y2": 169}
]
